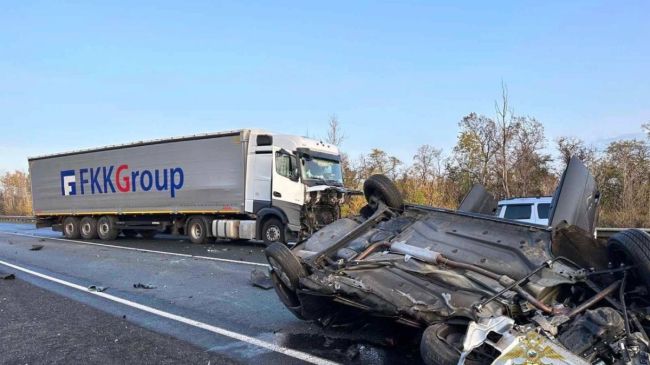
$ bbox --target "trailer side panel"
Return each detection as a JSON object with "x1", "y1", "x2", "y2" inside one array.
[{"x1": 29, "y1": 134, "x2": 247, "y2": 216}]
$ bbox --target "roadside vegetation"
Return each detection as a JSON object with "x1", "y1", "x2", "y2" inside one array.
[
  {"x1": 328, "y1": 87, "x2": 650, "y2": 228},
  {"x1": 2, "y1": 87, "x2": 648, "y2": 227}
]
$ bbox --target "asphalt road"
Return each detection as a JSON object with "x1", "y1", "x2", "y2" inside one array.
[{"x1": 0, "y1": 223, "x2": 423, "y2": 365}]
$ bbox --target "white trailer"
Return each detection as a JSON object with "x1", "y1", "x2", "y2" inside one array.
[{"x1": 29, "y1": 129, "x2": 350, "y2": 244}]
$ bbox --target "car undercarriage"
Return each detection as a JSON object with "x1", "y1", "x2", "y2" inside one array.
[{"x1": 266, "y1": 158, "x2": 650, "y2": 365}]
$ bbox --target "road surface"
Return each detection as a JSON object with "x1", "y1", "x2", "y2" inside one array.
[{"x1": 0, "y1": 223, "x2": 422, "y2": 364}]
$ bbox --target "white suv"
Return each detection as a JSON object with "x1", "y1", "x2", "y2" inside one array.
[{"x1": 496, "y1": 196, "x2": 552, "y2": 226}]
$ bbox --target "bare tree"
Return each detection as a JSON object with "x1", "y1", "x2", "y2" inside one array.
[
  {"x1": 494, "y1": 81, "x2": 515, "y2": 197},
  {"x1": 555, "y1": 136, "x2": 596, "y2": 168},
  {"x1": 413, "y1": 144, "x2": 443, "y2": 184},
  {"x1": 325, "y1": 114, "x2": 345, "y2": 146}
]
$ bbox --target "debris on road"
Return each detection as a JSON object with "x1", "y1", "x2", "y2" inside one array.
[
  {"x1": 1, "y1": 272, "x2": 15, "y2": 280},
  {"x1": 88, "y1": 285, "x2": 108, "y2": 292},
  {"x1": 249, "y1": 268, "x2": 273, "y2": 290},
  {"x1": 29, "y1": 244, "x2": 44, "y2": 251},
  {"x1": 133, "y1": 283, "x2": 156, "y2": 289}
]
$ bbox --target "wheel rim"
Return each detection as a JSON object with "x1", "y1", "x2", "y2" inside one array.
[
  {"x1": 82, "y1": 223, "x2": 90, "y2": 235},
  {"x1": 191, "y1": 223, "x2": 202, "y2": 239},
  {"x1": 265, "y1": 225, "x2": 281, "y2": 242},
  {"x1": 65, "y1": 223, "x2": 74, "y2": 235},
  {"x1": 99, "y1": 223, "x2": 109, "y2": 235}
]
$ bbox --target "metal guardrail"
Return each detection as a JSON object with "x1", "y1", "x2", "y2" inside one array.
[{"x1": 0, "y1": 215, "x2": 36, "y2": 223}]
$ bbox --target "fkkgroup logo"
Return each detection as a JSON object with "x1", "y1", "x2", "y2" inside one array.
[
  {"x1": 60, "y1": 170, "x2": 77, "y2": 196},
  {"x1": 59, "y1": 164, "x2": 184, "y2": 198}
]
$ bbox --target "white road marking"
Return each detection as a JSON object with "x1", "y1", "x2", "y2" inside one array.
[
  {"x1": 0, "y1": 259, "x2": 339, "y2": 365},
  {"x1": 0, "y1": 231, "x2": 269, "y2": 268}
]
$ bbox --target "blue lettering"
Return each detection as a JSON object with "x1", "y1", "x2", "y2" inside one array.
[
  {"x1": 155, "y1": 169, "x2": 168, "y2": 190},
  {"x1": 60, "y1": 170, "x2": 76, "y2": 196},
  {"x1": 103, "y1": 166, "x2": 115, "y2": 193},
  {"x1": 170, "y1": 167, "x2": 184, "y2": 198},
  {"x1": 60, "y1": 165, "x2": 184, "y2": 197},
  {"x1": 131, "y1": 170, "x2": 139, "y2": 192},
  {"x1": 90, "y1": 167, "x2": 102, "y2": 194},
  {"x1": 79, "y1": 168, "x2": 89, "y2": 195},
  {"x1": 140, "y1": 170, "x2": 153, "y2": 191}
]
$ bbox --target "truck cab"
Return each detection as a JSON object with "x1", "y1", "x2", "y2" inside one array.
[{"x1": 244, "y1": 130, "x2": 349, "y2": 243}]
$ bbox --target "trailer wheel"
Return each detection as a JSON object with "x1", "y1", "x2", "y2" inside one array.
[
  {"x1": 262, "y1": 217, "x2": 285, "y2": 244},
  {"x1": 63, "y1": 217, "x2": 81, "y2": 239},
  {"x1": 97, "y1": 216, "x2": 119, "y2": 240},
  {"x1": 139, "y1": 230, "x2": 157, "y2": 240},
  {"x1": 79, "y1": 217, "x2": 98, "y2": 240},
  {"x1": 187, "y1": 217, "x2": 208, "y2": 244}
]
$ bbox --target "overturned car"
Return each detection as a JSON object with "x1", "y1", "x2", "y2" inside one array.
[{"x1": 265, "y1": 157, "x2": 650, "y2": 365}]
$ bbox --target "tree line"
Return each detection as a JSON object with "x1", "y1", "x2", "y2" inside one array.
[{"x1": 328, "y1": 90, "x2": 650, "y2": 228}]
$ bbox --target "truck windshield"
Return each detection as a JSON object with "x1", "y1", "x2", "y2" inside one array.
[{"x1": 301, "y1": 157, "x2": 343, "y2": 184}]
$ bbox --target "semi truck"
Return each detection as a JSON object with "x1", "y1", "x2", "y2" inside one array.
[{"x1": 28, "y1": 129, "x2": 350, "y2": 244}]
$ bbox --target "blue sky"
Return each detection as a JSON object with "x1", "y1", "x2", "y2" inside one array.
[{"x1": 1, "y1": 1, "x2": 649, "y2": 172}]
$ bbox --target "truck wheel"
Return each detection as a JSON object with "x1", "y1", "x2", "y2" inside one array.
[
  {"x1": 97, "y1": 216, "x2": 119, "y2": 240},
  {"x1": 139, "y1": 230, "x2": 157, "y2": 239},
  {"x1": 420, "y1": 323, "x2": 484, "y2": 365},
  {"x1": 63, "y1": 217, "x2": 81, "y2": 239},
  {"x1": 80, "y1": 217, "x2": 98, "y2": 240},
  {"x1": 262, "y1": 218, "x2": 285, "y2": 244},
  {"x1": 122, "y1": 229, "x2": 138, "y2": 238},
  {"x1": 187, "y1": 218, "x2": 208, "y2": 244},
  {"x1": 363, "y1": 174, "x2": 403, "y2": 210},
  {"x1": 607, "y1": 229, "x2": 650, "y2": 289}
]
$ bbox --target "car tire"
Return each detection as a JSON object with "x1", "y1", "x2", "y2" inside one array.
[
  {"x1": 122, "y1": 229, "x2": 138, "y2": 238},
  {"x1": 187, "y1": 217, "x2": 207, "y2": 244},
  {"x1": 607, "y1": 229, "x2": 650, "y2": 289},
  {"x1": 265, "y1": 243, "x2": 306, "y2": 291},
  {"x1": 262, "y1": 217, "x2": 286, "y2": 244},
  {"x1": 420, "y1": 323, "x2": 484, "y2": 365},
  {"x1": 63, "y1": 216, "x2": 81, "y2": 239},
  {"x1": 363, "y1": 174, "x2": 403, "y2": 210},
  {"x1": 97, "y1": 216, "x2": 119, "y2": 240},
  {"x1": 266, "y1": 243, "x2": 308, "y2": 319},
  {"x1": 79, "y1": 217, "x2": 98, "y2": 240}
]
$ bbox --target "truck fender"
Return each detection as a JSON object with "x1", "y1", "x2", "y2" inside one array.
[{"x1": 256, "y1": 207, "x2": 288, "y2": 239}]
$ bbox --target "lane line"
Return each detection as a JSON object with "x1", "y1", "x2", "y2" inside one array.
[
  {"x1": 0, "y1": 259, "x2": 339, "y2": 365},
  {"x1": 0, "y1": 231, "x2": 268, "y2": 268}
]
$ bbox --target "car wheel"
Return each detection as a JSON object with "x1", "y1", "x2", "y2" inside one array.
[
  {"x1": 79, "y1": 217, "x2": 98, "y2": 239},
  {"x1": 363, "y1": 174, "x2": 403, "y2": 210},
  {"x1": 97, "y1": 216, "x2": 119, "y2": 240},
  {"x1": 63, "y1": 216, "x2": 81, "y2": 239},
  {"x1": 122, "y1": 229, "x2": 138, "y2": 238},
  {"x1": 262, "y1": 218, "x2": 285, "y2": 244},
  {"x1": 266, "y1": 243, "x2": 309, "y2": 320},
  {"x1": 187, "y1": 218, "x2": 207, "y2": 244},
  {"x1": 420, "y1": 323, "x2": 484, "y2": 365},
  {"x1": 607, "y1": 229, "x2": 650, "y2": 289},
  {"x1": 265, "y1": 243, "x2": 307, "y2": 290}
]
